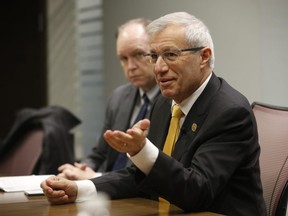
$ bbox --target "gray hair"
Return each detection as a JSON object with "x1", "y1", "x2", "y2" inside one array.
[{"x1": 146, "y1": 12, "x2": 215, "y2": 69}]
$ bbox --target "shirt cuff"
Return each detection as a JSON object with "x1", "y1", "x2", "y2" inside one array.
[
  {"x1": 75, "y1": 180, "x2": 97, "y2": 202},
  {"x1": 128, "y1": 138, "x2": 159, "y2": 175},
  {"x1": 94, "y1": 172, "x2": 103, "y2": 178}
]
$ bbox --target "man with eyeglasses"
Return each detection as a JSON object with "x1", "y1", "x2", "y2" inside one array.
[
  {"x1": 41, "y1": 12, "x2": 266, "y2": 216},
  {"x1": 57, "y1": 18, "x2": 159, "y2": 180}
]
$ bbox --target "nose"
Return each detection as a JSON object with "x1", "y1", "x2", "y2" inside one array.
[
  {"x1": 154, "y1": 56, "x2": 169, "y2": 74},
  {"x1": 127, "y1": 58, "x2": 137, "y2": 70}
]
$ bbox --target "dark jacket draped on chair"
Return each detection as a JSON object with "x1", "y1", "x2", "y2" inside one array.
[{"x1": 0, "y1": 106, "x2": 81, "y2": 175}]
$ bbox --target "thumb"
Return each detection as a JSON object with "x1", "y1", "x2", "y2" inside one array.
[
  {"x1": 133, "y1": 119, "x2": 150, "y2": 130},
  {"x1": 139, "y1": 119, "x2": 150, "y2": 131},
  {"x1": 128, "y1": 119, "x2": 150, "y2": 137}
]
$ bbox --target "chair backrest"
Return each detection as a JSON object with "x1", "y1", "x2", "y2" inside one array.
[
  {"x1": 252, "y1": 102, "x2": 288, "y2": 216},
  {"x1": 0, "y1": 129, "x2": 44, "y2": 176},
  {"x1": 0, "y1": 106, "x2": 81, "y2": 176}
]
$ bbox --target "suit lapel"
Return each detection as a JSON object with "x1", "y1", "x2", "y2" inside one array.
[
  {"x1": 148, "y1": 96, "x2": 171, "y2": 150},
  {"x1": 172, "y1": 73, "x2": 221, "y2": 160},
  {"x1": 118, "y1": 85, "x2": 139, "y2": 129}
]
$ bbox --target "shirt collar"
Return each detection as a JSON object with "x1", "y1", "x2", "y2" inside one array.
[
  {"x1": 172, "y1": 73, "x2": 212, "y2": 115},
  {"x1": 139, "y1": 85, "x2": 159, "y2": 103}
]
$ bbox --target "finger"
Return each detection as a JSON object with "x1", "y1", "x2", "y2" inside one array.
[
  {"x1": 48, "y1": 194, "x2": 69, "y2": 205},
  {"x1": 74, "y1": 162, "x2": 87, "y2": 170},
  {"x1": 58, "y1": 163, "x2": 73, "y2": 172},
  {"x1": 132, "y1": 119, "x2": 150, "y2": 130},
  {"x1": 62, "y1": 169, "x2": 78, "y2": 180},
  {"x1": 105, "y1": 138, "x2": 127, "y2": 152},
  {"x1": 104, "y1": 131, "x2": 127, "y2": 147},
  {"x1": 112, "y1": 131, "x2": 134, "y2": 144},
  {"x1": 107, "y1": 130, "x2": 132, "y2": 139},
  {"x1": 128, "y1": 120, "x2": 150, "y2": 138},
  {"x1": 139, "y1": 119, "x2": 150, "y2": 129},
  {"x1": 40, "y1": 179, "x2": 52, "y2": 191},
  {"x1": 81, "y1": 164, "x2": 87, "y2": 170},
  {"x1": 44, "y1": 189, "x2": 69, "y2": 205},
  {"x1": 57, "y1": 173, "x2": 66, "y2": 178},
  {"x1": 105, "y1": 139, "x2": 125, "y2": 151},
  {"x1": 44, "y1": 187, "x2": 66, "y2": 198},
  {"x1": 104, "y1": 130, "x2": 138, "y2": 153},
  {"x1": 58, "y1": 164, "x2": 66, "y2": 172},
  {"x1": 41, "y1": 180, "x2": 66, "y2": 201},
  {"x1": 45, "y1": 176, "x2": 69, "y2": 190}
]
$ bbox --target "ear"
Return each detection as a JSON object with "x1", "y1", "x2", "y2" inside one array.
[{"x1": 200, "y1": 47, "x2": 212, "y2": 68}]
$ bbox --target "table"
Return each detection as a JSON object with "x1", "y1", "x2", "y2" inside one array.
[{"x1": 0, "y1": 191, "x2": 222, "y2": 216}]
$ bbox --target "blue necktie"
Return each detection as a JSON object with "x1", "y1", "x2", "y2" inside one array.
[
  {"x1": 133, "y1": 94, "x2": 149, "y2": 123},
  {"x1": 112, "y1": 94, "x2": 150, "y2": 171}
]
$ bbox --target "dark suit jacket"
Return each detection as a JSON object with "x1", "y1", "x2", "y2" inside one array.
[
  {"x1": 83, "y1": 83, "x2": 159, "y2": 172},
  {"x1": 91, "y1": 73, "x2": 267, "y2": 216}
]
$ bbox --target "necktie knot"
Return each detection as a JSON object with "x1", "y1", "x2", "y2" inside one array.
[
  {"x1": 172, "y1": 104, "x2": 183, "y2": 118},
  {"x1": 142, "y1": 93, "x2": 150, "y2": 105}
]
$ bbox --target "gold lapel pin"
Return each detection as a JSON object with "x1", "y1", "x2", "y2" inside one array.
[{"x1": 191, "y1": 123, "x2": 198, "y2": 132}]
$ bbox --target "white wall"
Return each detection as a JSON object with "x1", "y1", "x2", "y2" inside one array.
[
  {"x1": 260, "y1": 0, "x2": 288, "y2": 106},
  {"x1": 47, "y1": 0, "x2": 79, "y2": 113},
  {"x1": 47, "y1": 0, "x2": 83, "y2": 158},
  {"x1": 47, "y1": 0, "x2": 105, "y2": 159},
  {"x1": 103, "y1": 0, "x2": 288, "y2": 107}
]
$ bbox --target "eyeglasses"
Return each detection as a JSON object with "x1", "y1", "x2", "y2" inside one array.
[{"x1": 143, "y1": 47, "x2": 205, "y2": 65}]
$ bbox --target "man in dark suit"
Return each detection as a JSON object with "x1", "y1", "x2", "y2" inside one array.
[
  {"x1": 41, "y1": 12, "x2": 266, "y2": 215},
  {"x1": 57, "y1": 18, "x2": 159, "y2": 180}
]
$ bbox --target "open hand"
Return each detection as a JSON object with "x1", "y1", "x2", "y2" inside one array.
[{"x1": 104, "y1": 119, "x2": 150, "y2": 156}]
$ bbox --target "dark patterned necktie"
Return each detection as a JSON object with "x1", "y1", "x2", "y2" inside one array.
[{"x1": 112, "y1": 94, "x2": 150, "y2": 171}]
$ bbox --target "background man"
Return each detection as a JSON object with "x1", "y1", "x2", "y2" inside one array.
[{"x1": 57, "y1": 18, "x2": 159, "y2": 180}]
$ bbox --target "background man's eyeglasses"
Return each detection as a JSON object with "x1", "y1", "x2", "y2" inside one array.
[{"x1": 143, "y1": 47, "x2": 205, "y2": 65}]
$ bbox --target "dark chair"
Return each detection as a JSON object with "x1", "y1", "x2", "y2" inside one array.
[
  {"x1": 0, "y1": 106, "x2": 81, "y2": 175},
  {"x1": 252, "y1": 102, "x2": 288, "y2": 216},
  {"x1": 0, "y1": 129, "x2": 43, "y2": 176}
]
